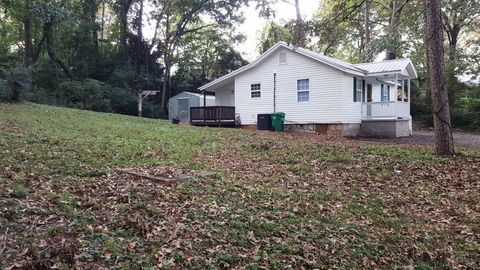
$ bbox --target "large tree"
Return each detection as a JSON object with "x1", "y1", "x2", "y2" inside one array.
[
  {"x1": 425, "y1": 0, "x2": 455, "y2": 156},
  {"x1": 442, "y1": 0, "x2": 480, "y2": 105},
  {"x1": 150, "y1": 0, "x2": 248, "y2": 109}
]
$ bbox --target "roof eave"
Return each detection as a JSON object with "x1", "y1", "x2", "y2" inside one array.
[
  {"x1": 199, "y1": 42, "x2": 289, "y2": 91},
  {"x1": 199, "y1": 42, "x2": 367, "y2": 90}
]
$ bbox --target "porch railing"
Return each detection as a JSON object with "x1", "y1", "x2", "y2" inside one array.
[
  {"x1": 190, "y1": 106, "x2": 236, "y2": 125},
  {"x1": 362, "y1": 101, "x2": 410, "y2": 120}
]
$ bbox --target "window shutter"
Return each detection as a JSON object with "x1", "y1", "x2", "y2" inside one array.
[
  {"x1": 362, "y1": 79, "x2": 366, "y2": 102},
  {"x1": 353, "y1": 77, "x2": 357, "y2": 102}
]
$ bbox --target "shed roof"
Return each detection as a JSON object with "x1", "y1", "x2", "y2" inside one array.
[{"x1": 171, "y1": 91, "x2": 215, "y2": 100}]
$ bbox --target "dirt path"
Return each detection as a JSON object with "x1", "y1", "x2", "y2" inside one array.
[{"x1": 355, "y1": 130, "x2": 480, "y2": 149}]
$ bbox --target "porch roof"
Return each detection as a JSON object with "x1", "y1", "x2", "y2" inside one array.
[{"x1": 353, "y1": 59, "x2": 418, "y2": 79}]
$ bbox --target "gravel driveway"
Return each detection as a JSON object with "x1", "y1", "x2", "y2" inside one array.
[{"x1": 356, "y1": 130, "x2": 480, "y2": 149}]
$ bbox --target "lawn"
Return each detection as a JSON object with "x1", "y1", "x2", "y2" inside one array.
[{"x1": 1, "y1": 103, "x2": 479, "y2": 269}]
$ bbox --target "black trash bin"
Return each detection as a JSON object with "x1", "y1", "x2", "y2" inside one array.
[{"x1": 257, "y1": 114, "x2": 272, "y2": 130}]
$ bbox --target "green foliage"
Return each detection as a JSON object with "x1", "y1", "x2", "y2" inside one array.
[
  {"x1": 257, "y1": 22, "x2": 293, "y2": 53},
  {"x1": 172, "y1": 27, "x2": 247, "y2": 96},
  {"x1": 56, "y1": 79, "x2": 114, "y2": 112},
  {"x1": 0, "y1": 65, "x2": 32, "y2": 102},
  {"x1": 26, "y1": 78, "x2": 152, "y2": 117}
]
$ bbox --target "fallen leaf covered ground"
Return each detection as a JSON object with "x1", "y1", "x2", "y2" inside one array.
[{"x1": 0, "y1": 103, "x2": 479, "y2": 269}]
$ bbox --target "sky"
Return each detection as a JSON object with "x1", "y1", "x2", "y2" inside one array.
[
  {"x1": 143, "y1": 1, "x2": 321, "y2": 61},
  {"x1": 234, "y1": 1, "x2": 321, "y2": 61}
]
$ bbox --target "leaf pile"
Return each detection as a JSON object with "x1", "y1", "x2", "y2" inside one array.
[{"x1": 1, "y1": 103, "x2": 479, "y2": 269}]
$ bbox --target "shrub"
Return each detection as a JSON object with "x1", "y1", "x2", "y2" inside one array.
[
  {"x1": 450, "y1": 110, "x2": 480, "y2": 131},
  {"x1": 110, "y1": 87, "x2": 138, "y2": 116},
  {"x1": 0, "y1": 65, "x2": 32, "y2": 102},
  {"x1": 56, "y1": 79, "x2": 113, "y2": 112}
]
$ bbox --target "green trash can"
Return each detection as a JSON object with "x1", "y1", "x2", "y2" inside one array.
[{"x1": 270, "y1": 112, "x2": 286, "y2": 132}]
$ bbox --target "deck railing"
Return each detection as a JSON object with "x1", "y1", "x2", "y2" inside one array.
[
  {"x1": 190, "y1": 106, "x2": 236, "y2": 126},
  {"x1": 362, "y1": 101, "x2": 410, "y2": 120}
]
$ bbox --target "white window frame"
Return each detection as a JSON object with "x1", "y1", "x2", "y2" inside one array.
[
  {"x1": 355, "y1": 77, "x2": 363, "y2": 102},
  {"x1": 251, "y1": 83, "x2": 261, "y2": 98},
  {"x1": 297, "y1": 79, "x2": 309, "y2": 102},
  {"x1": 381, "y1": 84, "x2": 389, "y2": 101}
]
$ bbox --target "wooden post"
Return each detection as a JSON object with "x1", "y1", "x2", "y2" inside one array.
[
  {"x1": 203, "y1": 90, "x2": 206, "y2": 108},
  {"x1": 203, "y1": 90, "x2": 206, "y2": 124},
  {"x1": 137, "y1": 90, "x2": 160, "y2": 118},
  {"x1": 138, "y1": 92, "x2": 142, "y2": 117}
]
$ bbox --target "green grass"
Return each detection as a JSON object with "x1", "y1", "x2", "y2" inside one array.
[{"x1": 1, "y1": 102, "x2": 479, "y2": 269}]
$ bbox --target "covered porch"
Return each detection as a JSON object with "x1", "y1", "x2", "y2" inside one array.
[
  {"x1": 191, "y1": 80, "x2": 236, "y2": 127},
  {"x1": 361, "y1": 74, "x2": 412, "y2": 120},
  {"x1": 354, "y1": 59, "x2": 417, "y2": 121}
]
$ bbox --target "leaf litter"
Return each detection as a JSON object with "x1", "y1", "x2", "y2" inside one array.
[{"x1": 1, "y1": 117, "x2": 479, "y2": 269}]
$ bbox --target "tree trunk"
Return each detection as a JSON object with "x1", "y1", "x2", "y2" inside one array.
[
  {"x1": 161, "y1": 57, "x2": 170, "y2": 109},
  {"x1": 425, "y1": 0, "x2": 454, "y2": 156},
  {"x1": 364, "y1": 0, "x2": 371, "y2": 61},
  {"x1": 120, "y1": 0, "x2": 130, "y2": 65},
  {"x1": 101, "y1": 0, "x2": 105, "y2": 40},
  {"x1": 293, "y1": 0, "x2": 306, "y2": 48},
  {"x1": 44, "y1": 23, "x2": 73, "y2": 79},
  {"x1": 89, "y1": 0, "x2": 98, "y2": 50},
  {"x1": 136, "y1": 0, "x2": 144, "y2": 75},
  {"x1": 386, "y1": 0, "x2": 400, "y2": 60},
  {"x1": 138, "y1": 0, "x2": 143, "y2": 41},
  {"x1": 23, "y1": 0, "x2": 34, "y2": 66}
]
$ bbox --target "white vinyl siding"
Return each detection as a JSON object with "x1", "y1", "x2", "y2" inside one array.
[
  {"x1": 342, "y1": 75, "x2": 362, "y2": 123},
  {"x1": 279, "y1": 52, "x2": 287, "y2": 64},
  {"x1": 297, "y1": 79, "x2": 309, "y2": 102},
  {"x1": 215, "y1": 85, "x2": 235, "y2": 106},
  {"x1": 235, "y1": 48, "x2": 350, "y2": 125}
]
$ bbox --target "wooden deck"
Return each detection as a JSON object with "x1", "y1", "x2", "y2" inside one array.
[{"x1": 190, "y1": 106, "x2": 236, "y2": 127}]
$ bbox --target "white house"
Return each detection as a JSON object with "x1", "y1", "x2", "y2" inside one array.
[{"x1": 196, "y1": 42, "x2": 418, "y2": 137}]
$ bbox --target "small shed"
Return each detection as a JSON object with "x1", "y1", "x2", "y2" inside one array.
[{"x1": 168, "y1": 91, "x2": 215, "y2": 123}]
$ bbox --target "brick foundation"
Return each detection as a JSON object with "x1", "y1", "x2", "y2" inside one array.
[
  {"x1": 285, "y1": 123, "x2": 360, "y2": 137},
  {"x1": 240, "y1": 123, "x2": 361, "y2": 137}
]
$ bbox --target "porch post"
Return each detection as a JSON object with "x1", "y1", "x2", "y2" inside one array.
[
  {"x1": 408, "y1": 78, "x2": 411, "y2": 103},
  {"x1": 395, "y1": 74, "x2": 398, "y2": 102},
  {"x1": 395, "y1": 74, "x2": 399, "y2": 117},
  {"x1": 203, "y1": 90, "x2": 206, "y2": 108},
  {"x1": 401, "y1": 77, "x2": 405, "y2": 102},
  {"x1": 203, "y1": 90, "x2": 206, "y2": 123}
]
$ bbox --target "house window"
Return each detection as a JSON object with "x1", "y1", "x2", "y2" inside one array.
[
  {"x1": 251, "y1": 83, "x2": 261, "y2": 98},
  {"x1": 354, "y1": 77, "x2": 363, "y2": 102},
  {"x1": 381, "y1": 84, "x2": 389, "y2": 101},
  {"x1": 297, "y1": 79, "x2": 309, "y2": 102},
  {"x1": 279, "y1": 52, "x2": 287, "y2": 64}
]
